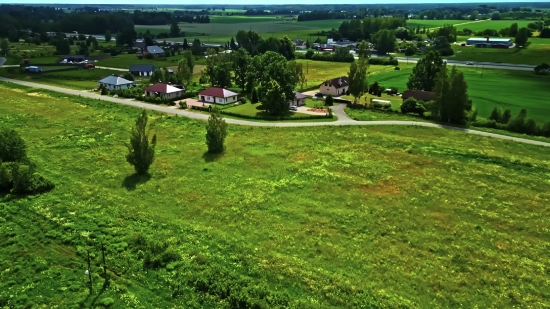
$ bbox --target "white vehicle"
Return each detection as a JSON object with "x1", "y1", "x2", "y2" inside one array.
[{"x1": 289, "y1": 106, "x2": 298, "y2": 111}]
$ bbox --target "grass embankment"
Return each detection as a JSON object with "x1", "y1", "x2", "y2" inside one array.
[{"x1": 1, "y1": 82, "x2": 550, "y2": 308}]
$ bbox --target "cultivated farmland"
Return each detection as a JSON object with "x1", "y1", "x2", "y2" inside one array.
[
  {"x1": 369, "y1": 66, "x2": 550, "y2": 123},
  {"x1": 1, "y1": 83, "x2": 549, "y2": 308}
]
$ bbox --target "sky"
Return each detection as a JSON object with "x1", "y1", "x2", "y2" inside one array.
[{"x1": 0, "y1": 0, "x2": 543, "y2": 4}]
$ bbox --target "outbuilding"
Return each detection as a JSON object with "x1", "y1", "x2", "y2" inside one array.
[
  {"x1": 289, "y1": 91, "x2": 307, "y2": 106},
  {"x1": 466, "y1": 37, "x2": 513, "y2": 47}
]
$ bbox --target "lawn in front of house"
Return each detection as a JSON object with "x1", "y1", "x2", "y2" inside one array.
[{"x1": 1, "y1": 82, "x2": 550, "y2": 308}]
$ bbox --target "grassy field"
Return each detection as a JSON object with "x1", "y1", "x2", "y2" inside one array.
[
  {"x1": 136, "y1": 19, "x2": 342, "y2": 44},
  {"x1": 405, "y1": 19, "x2": 534, "y2": 31},
  {"x1": 367, "y1": 66, "x2": 550, "y2": 123},
  {"x1": 451, "y1": 38, "x2": 550, "y2": 65},
  {"x1": 94, "y1": 54, "x2": 184, "y2": 69},
  {"x1": 0, "y1": 68, "x2": 124, "y2": 90},
  {"x1": 298, "y1": 60, "x2": 414, "y2": 90},
  {"x1": 1, "y1": 82, "x2": 550, "y2": 308}
]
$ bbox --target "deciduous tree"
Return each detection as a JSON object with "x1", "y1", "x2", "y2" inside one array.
[
  {"x1": 176, "y1": 58, "x2": 192, "y2": 85},
  {"x1": 432, "y1": 65, "x2": 469, "y2": 124},
  {"x1": 105, "y1": 30, "x2": 111, "y2": 43},
  {"x1": 515, "y1": 27, "x2": 529, "y2": 46},
  {"x1": 287, "y1": 60, "x2": 306, "y2": 90},
  {"x1": 406, "y1": 50, "x2": 444, "y2": 91},
  {"x1": 0, "y1": 39, "x2": 8, "y2": 56},
  {"x1": 126, "y1": 111, "x2": 156, "y2": 175},
  {"x1": 233, "y1": 48, "x2": 250, "y2": 91}
]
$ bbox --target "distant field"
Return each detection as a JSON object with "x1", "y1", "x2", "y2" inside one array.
[
  {"x1": 406, "y1": 19, "x2": 536, "y2": 32},
  {"x1": 452, "y1": 38, "x2": 550, "y2": 65},
  {"x1": 209, "y1": 15, "x2": 293, "y2": 24},
  {"x1": 406, "y1": 19, "x2": 473, "y2": 29},
  {"x1": 136, "y1": 19, "x2": 342, "y2": 43},
  {"x1": 369, "y1": 66, "x2": 550, "y2": 123}
]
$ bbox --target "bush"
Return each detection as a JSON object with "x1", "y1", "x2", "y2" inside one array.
[
  {"x1": 400, "y1": 97, "x2": 426, "y2": 116},
  {"x1": 541, "y1": 122, "x2": 550, "y2": 137},
  {"x1": 394, "y1": 66, "x2": 400, "y2": 70},
  {"x1": 368, "y1": 58, "x2": 399, "y2": 65},
  {"x1": 325, "y1": 94, "x2": 334, "y2": 106},
  {"x1": 206, "y1": 109, "x2": 228, "y2": 153},
  {"x1": 179, "y1": 101, "x2": 187, "y2": 109},
  {"x1": 305, "y1": 49, "x2": 315, "y2": 59},
  {"x1": 489, "y1": 107, "x2": 502, "y2": 122},
  {"x1": 251, "y1": 88, "x2": 259, "y2": 104},
  {"x1": 0, "y1": 127, "x2": 27, "y2": 163},
  {"x1": 9, "y1": 163, "x2": 55, "y2": 194},
  {"x1": 145, "y1": 53, "x2": 154, "y2": 59}
]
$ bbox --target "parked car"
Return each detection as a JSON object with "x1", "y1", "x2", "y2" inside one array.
[
  {"x1": 315, "y1": 92, "x2": 324, "y2": 98},
  {"x1": 466, "y1": 62, "x2": 474, "y2": 65},
  {"x1": 289, "y1": 105, "x2": 298, "y2": 111}
]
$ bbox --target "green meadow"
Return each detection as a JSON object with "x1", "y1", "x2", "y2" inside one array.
[
  {"x1": 368, "y1": 66, "x2": 550, "y2": 123},
  {"x1": 136, "y1": 19, "x2": 342, "y2": 43},
  {"x1": 1, "y1": 82, "x2": 550, "y2": 308}
]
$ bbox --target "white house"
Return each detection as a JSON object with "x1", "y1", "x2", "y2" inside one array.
[
  {"x1": 144, "y1": 83, "x2": 185, "y2": 100},
  {"x1": 98, "y1": 75, "x2": 134, "y2": 90},
  {"x1": 289, "y1": 91, "x2": 307, "y2": 106},
  {"x1": 198, "y1": 87, "x2": 239, "y2": 105}
]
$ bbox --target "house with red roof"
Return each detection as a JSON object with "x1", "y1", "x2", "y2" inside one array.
[
  {"x1": 144, "y1": 83, "x2": 185, "y2": 100},
  {"x1": 198, "y1": 87, "x2": 239, "y2": 105}
]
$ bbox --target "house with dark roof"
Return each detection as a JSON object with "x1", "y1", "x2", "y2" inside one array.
[
  {"x1": 401, "y1": 90, "x2": 436, "y2": 102},
  {"x1": 319, "y1": 76, "x2": 349, "y2": 96},
  {"x1": 198, "y1": 87, "x2": 239, "y2": 105},
  {"x1": 98, "y1": 75, "x2": 134, "y2": 90},
  {"x1": 289, "y1": 91, "x2": 307, "y2": 106},
  {"x1": 144, "y1": 83, "x2": 185, "y2": 100},
  {"x1": 129, "y1": 64, "x2": 156, "y2": 77}
]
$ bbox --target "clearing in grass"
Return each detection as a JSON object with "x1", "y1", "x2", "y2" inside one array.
[{"x1": 0, "y1": 82, "x2": 549, "y2": 308}]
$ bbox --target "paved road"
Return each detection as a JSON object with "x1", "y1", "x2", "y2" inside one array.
[{"x1": 0, "y1": 76, "x2": 549, "y2": 148}]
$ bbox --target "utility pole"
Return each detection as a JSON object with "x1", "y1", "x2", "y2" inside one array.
[{"x1": 87, "y1": 249, "x2": 93, "y2": 294}]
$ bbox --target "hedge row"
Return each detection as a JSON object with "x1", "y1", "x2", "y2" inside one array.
[
  {"x1": 368, "y1": 58, "x2": 399, "y2": 65},
  {"x1": 190, "y1": 106, "x2": 333, "y2": 121}
]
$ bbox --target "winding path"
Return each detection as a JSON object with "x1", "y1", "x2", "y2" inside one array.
[{"x1": 0, "y1": 76, "x2": 549, "y2": 148}]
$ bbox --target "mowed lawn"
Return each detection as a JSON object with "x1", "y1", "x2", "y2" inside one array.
[
  {"x1": 369, "y1": 66, "x2": 550, "y2": 123},
  {"x1": 1, "y1": 83, "x2": 549, "y2": 308}
]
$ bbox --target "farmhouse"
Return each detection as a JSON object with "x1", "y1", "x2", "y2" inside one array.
[
  {"x1": 289, "y1": 91, "x2": 307, "y2": 106},
  {"x1": 466, "y1": 37, "x2": 513, "y2": 47},
  {"x1": 133, "y1": 39, "x2": 146, "y2": 50},
  {"x1": 198, "y1": 87, "x2": 239, "y2": 105},
  {"x1": 98, "y1": 75, "x2": 134, "y2": 90},
  {"x1": 401, "y1": 90, "x2": 436, "y2": 101},
  {"x1": 144, "y1": 83, "x2": 185, "y2": 100},
  {"x1": 319, "y1": 76, "x2": 349, "y2": 96},
  {"x1": 129, "y1": 64, "x2": 156, "y2": 77}
]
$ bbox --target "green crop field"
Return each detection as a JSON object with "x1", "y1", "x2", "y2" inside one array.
[
  {"x1": 406, "y1": 19, "x2": 474, "y2": 29},
  {"x1": 452, "y1": 38, "x2": 550, "y2": 65},
  {"x1": 1, "y1": 82, "x2": 549, "y2": 308},
  {"x1": 136, "y1": 19, "x2": 343, "y2": 43},
  {"x1": 452, "y1": 20, "x2": 535, "y2": 32},
  {"x1": 368, "y1": 66, "x2": 550, "y2": 123}
]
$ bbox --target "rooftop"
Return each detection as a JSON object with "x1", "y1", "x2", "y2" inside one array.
[
  {"x1": 199, "y1": 87, "x2": 239, "y2": 98},
  {"x1": 146, "y1": 46, "x2": 164, "y2": 54},
  {"x1": 98, "y1": 75, "x2": 134, "y2": 86},
  {"x1": 467, "y1": 37, "x2": 513, "y2": 42},
  {"x1": 145, "y1": 83, "x2": 184, "y2": 94}
]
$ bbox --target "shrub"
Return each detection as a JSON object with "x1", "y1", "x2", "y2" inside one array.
[
  {"x1": 206, "y1": 109, "x2": 228, "y2": 153},
  {"x1": 251, "y1": 88, "x2": 259, "y2": 104},
  {"x1": 400, "y1": 97, "x2": 426, "y2": 116},
  {"x1": 123, "y1": 72, "x2": 135, "y2": 81},
  {"x1": 501, "y1": 108, "x2": 512, "y2": 124},
  {"x1": 179, "y1": 101, "x2": 187, "y2": 109},
  {"x1": 239, "y1": 97, "x2": 247, "y2": 104},
  {"x1": 541, "y1": 122, "x2": 550, "y2": 137},
  {"x1": 305, "y1": 49, "x2": 315, "y2": 59},
  {"x1": 145, "y1": 53, "x2": 154, "y2": 59},
  {"x1": 325, "y1": 94, "x2": 334, "y2": 106},
  {"x1": 368, "y1": 58, "x2": 399, "y2": 65},
  {"x1": 468, "y1": 109, "x2": 478, "y2": 122},
  {"x1": 0, "y1": 128, "x2": 27, "y2": 163},
  {"x1": 524, "y1": 118, "x2": 538, "y2": 135},
  {"x1": 394, "y1": 66, "x2": 400, "y2": 70},
  {"x1": 489, "y1": 107, "x2": 502, "y2": 122},
  {"x1": 9, "y1": 163, "x2": 55, "y2": 194}
]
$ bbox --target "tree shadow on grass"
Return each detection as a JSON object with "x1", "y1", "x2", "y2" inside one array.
[
  {"x1": 202, "y1": 151, "x2": 223, "y2": 163},
  {"x1": 122, "y1": 173, "x2": 151, "y2": 191}
]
